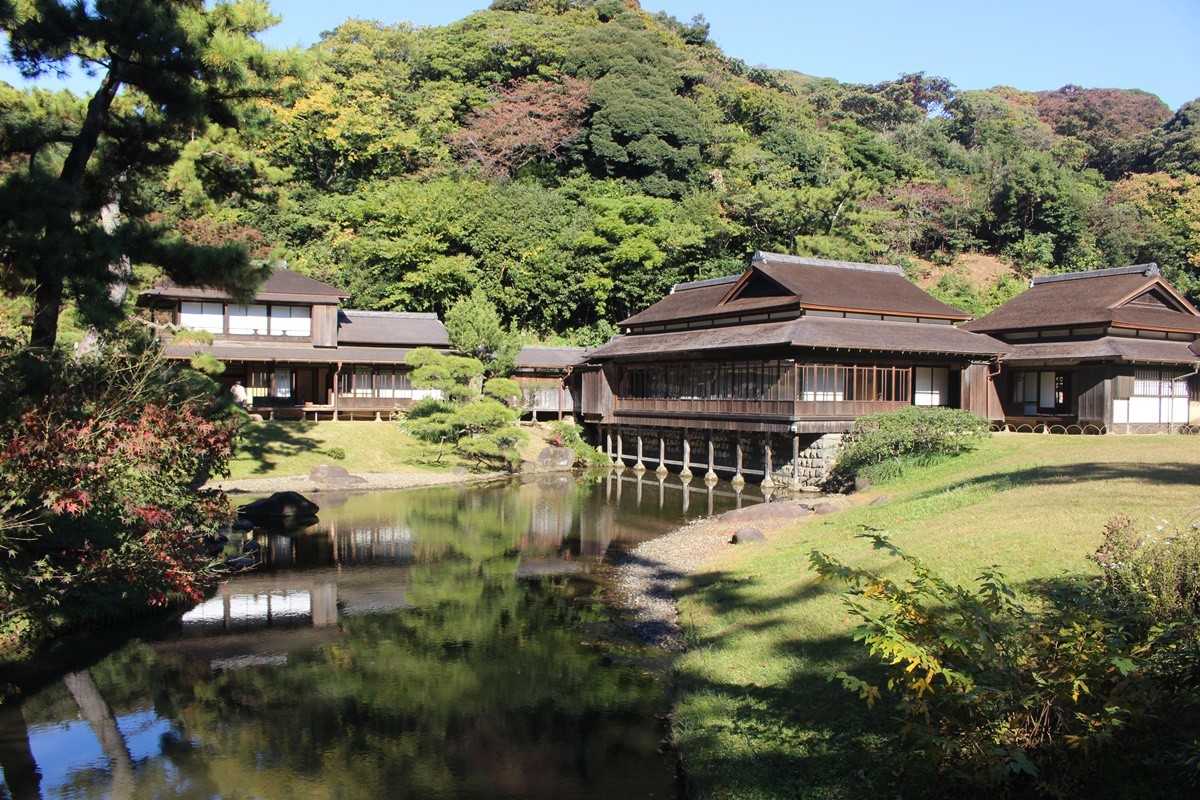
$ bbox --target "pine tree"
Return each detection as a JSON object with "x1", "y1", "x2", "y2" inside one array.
[{"x1": 0, "y1": 0, "x2": 283, "y2": 349}]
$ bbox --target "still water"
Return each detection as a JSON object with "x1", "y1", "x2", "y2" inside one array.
[{"x1": 0, "y1": 472, "x2": 770, "y2": 800}]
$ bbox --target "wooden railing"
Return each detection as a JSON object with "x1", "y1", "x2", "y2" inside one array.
[{"x1": 613, "y1": 397, "x2": 909, "y2": 419}]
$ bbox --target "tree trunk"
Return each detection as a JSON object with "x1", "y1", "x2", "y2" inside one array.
[
  {"x1": 0, "y1": 702, "x2": 42, "y2": 800},
  {"x1": 64, "y1": 669, "x2": 135, "y2": 800},
  {"x1": 27, "y1": 64, "x2": 123, "y2": 351}
]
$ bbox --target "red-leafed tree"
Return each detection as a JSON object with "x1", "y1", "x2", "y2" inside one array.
[
  {"x1": 453, "y1": 76, "x2": 592, "y2": 178},
  {"x1": 0, "y1": 329, "x2": 238, "y2": 648}
]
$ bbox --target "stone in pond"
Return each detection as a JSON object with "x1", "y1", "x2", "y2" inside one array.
[{"x1": 239, "y1": 491, "x2": 319, "y2": 518}]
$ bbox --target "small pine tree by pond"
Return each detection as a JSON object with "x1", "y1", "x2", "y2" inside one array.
[
  {"x1": 400, "y1": 347, "x2": 527, "y2": 470},
  {"x1": 832, "y1": 406, "x2": 989, "y2": 487},
  {"x1": 810, "y1": 527, "x2": 1200, "y2": 796}
]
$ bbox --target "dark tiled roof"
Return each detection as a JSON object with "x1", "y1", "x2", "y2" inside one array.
[
  {"x1": 515, "y1": 346, "x2": 589, "y2": 370},
  {"x1": 963, "y1": 267, "x2": 1200, "y2": 334},
  {"x1": 589, "y1": 317, "x2": 1002, "y2": 360},
  {"x1": 164, "y1": 341, "x2": 422, "y2": 365},
  {"x1": 999, "y1": 336, "x2": 1200, "y2": 365},
  {"x1": 752, "y1": 253, "x2": 970, "y2": 319},
  {"x1": 620, "y1": 252, "x2": 968, "y2": 327},
  {"x1": 337, "y1": 310, "x2": 449, "y2": 347},
  {"x1": 140, "y1": 268, "x2": 348, "y2": 303}
]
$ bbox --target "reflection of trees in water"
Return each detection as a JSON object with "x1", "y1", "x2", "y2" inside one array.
[
  {"x1": 12, "y1": 556, "x2": 671, "y2": 798},
  {"x1": 5, "y1": 475, "x2": 769, "y2": 798}
]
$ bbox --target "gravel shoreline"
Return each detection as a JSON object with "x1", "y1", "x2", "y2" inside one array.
[{"x1": 608, "y1": 499, "x2": 840, "y2": 651}]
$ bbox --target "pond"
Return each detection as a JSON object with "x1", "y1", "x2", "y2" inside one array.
[{"x1": 0, "y1": 471, "x2": 772, "y2": 800}]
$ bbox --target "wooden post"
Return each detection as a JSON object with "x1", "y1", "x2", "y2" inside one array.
[
  {"x1": 605, "y1": 429, "x2": 613, "y2": 461},
  {"x1": 732, "y1": 438, "x2": 745, "y2": 487},
  {"x1": 656, "y1": 436, "x2": 668, "y2": 477},
  {"x1": 761, "y1": 436, "x2": 776, "y2": 489},
  {"x1": 705, "y1": 435, "x2": 717, "y2": 482},
  {"x1": 615, "y1": 429, "x2": 625, "y2": 470},
  {"x1": 680, "y1": 435, "x2": 693, "y2": 479},
  {"x1": 634, "y1": 433, "x2": 646, "y2": 472},
  {"x1": 332, "y1": 361, "x2": 341, "y2": 421},
  {"x1": 791, "y1": 434, "x2": 801, "y2": 488}
]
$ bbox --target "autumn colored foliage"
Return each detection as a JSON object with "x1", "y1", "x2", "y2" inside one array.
[{"x1": 0, "y1": 331, "x2": 238, "y2": 651}]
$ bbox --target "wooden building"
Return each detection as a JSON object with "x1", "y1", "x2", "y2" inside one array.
[
  {"x1": 962, "y1": 264, "x2": 1200, "y2": 433},
  {"x1": 139, "y1": 268, "x2": 451, "y2": 419},
  {"x1": 512, "y1": 345, "x2": 587, "y2": 421},
  {"x1": 581, "y1": 252, "x2": 1004, "y2": 486}
]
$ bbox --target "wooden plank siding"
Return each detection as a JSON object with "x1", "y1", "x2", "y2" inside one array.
[
  {"x1": 312, "y1": 304, "x2": 339, "y2": 347},
  {"x1": 962, "y1": 362, "x2": 1003, "y2": 420},
  {"x1": 1077, "y1": 365, "x2": 1111, "y2": 426}
]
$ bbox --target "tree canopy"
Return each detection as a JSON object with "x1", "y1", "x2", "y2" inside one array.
[
  {"x1": 4, "y1": 0, "x2": 1199, "y2": 347},
  {"x1": 0, "y1": 0, "x2": 284, "y2": 349}
]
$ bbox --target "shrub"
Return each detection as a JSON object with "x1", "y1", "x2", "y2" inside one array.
[
  {"x1": 832, "y1": 406, "x2": 988, "y2": 486},
  {"x1": 1092, "y1": 514, "x2": 1200, "y2": 627},
  {"x1": 546, "y1": 420, "x2": 608, "y2": 468},
  {"x1": 811, "y1": 530, "x2": 1200, "y2": 796},
  {"x1": 0, "y1": 329, "x2": 238, "y2": 653},
  {"x1": 326, "y1": 446, "x2": 346, "y2": 461}
]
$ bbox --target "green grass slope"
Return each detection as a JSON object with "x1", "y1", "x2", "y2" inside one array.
[
  {"x1": 672, "y1": 434, "x2": 1200, "y2": 799},
  {"x1": 226, "y1": 420, "x2": 459, "y2": 480}
]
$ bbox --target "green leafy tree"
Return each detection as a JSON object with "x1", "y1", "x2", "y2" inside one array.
[
  {"x1": 0, "y1": 0, "x2": 284, "y2": 350},
  {"x1": 443, "y1": 288, "x2": 521, "y2": 376}
]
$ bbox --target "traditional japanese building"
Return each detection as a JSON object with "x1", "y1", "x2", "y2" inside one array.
[
  {"x1": 581, "y1": 252, "x2": 1004, "y2": 486},
  {"x1": 511, "y1": 345, "x2": 588, "y2": 421},
  {"x1": 962, "y1": 264, "x2": 1200, "y2": 433},
  {"x1": 139, "y1": 267, "x2": 451, "y2": 419}
]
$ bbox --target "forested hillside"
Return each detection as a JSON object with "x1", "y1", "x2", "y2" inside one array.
[{"x1": 5, "y1": 0, "x2": 1200, "y2": 344}]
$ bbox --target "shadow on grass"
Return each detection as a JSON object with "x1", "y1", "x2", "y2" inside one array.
[
  {"x1": 907, "y1": 461, "x2": 1200, "y2": 502},
  {"x1": 233, "y1": 421, "x2": 324, "y2": 476},
  {"x1": 671, "y1": 565, "x2": 921, "y2": 799},
  {"x1": 675, "y1": 558, "x2": 1200, "y2": 799}
]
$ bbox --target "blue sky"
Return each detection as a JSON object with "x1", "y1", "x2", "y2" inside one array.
[{"x1": 4, "y1": 1, "x2": 1198, "y2": 110}]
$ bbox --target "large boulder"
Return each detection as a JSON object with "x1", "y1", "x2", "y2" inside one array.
[
  {"x1": 812, "y1": 496, "x2": 852, "y2": 515},
  {"x1": 719, "y1": 501, "x2": 812, "y2": 523},
  {"x1": 730, "y1": 527, "x2": 766, "y2": 544},
  {"x1": 239, "y1": 491, "x2": 319, "y2": 519},
  {"x1": 309, "y1": 464, "x2": 368, "y2": 489},
  {"x1": 536, "y1": 446, "x2": 577, "y2": 471}
]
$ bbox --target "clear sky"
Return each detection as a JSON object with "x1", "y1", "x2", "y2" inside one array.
[{"x1": 4, "y1": 1, "x2": 1198, "y2": 110}]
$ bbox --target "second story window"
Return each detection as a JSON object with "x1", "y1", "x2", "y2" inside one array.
[
  {"x1": 270, "y1": 306, "x2": 311, "y2": 336},
  {"x1": 229, "y1": 304, "x2": 268, "y2": 335},
  {"x1": 179, "y1": 301, "x2": 223, "y2": 334}
]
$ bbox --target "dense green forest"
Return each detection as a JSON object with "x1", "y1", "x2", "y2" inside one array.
[{"x1": 3, "y1": 0, "x2": 1199, "y2": 345}]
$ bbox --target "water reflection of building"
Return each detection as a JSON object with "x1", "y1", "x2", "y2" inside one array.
[
  {"x1": 519, "y1": 472, "x2": 767, "y2": 561},
  {"x1": 166, "y1": 571, "x2": 413, "y2": 671}
]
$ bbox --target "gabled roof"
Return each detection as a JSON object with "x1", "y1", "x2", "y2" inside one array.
[
  {"x1": 139, "y1": 267, "x2": 349, "y2": 304},
  {"x1": 514, "y1": 346, "x2": 588, "y2": 370},
  {"x1": 589, "y1": 317, "x2": 1003, "y2": 360},
  {"x1": 337, "y1": 310, "x2": 449, "y2": 347},
  {"x1": 620, "y1": 252, "x2": 969, "y2": 328},
  {"x1": 962, "y1": 264, "x2": 1200, "y2": 335}
]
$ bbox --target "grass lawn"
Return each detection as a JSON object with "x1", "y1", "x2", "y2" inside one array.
[
  {"x1": 672, "y1": 434, "x2": 1200, "y2": 799},
  {"x1": 226, "y1": 419, "x2": 465, "y2": 479}
]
